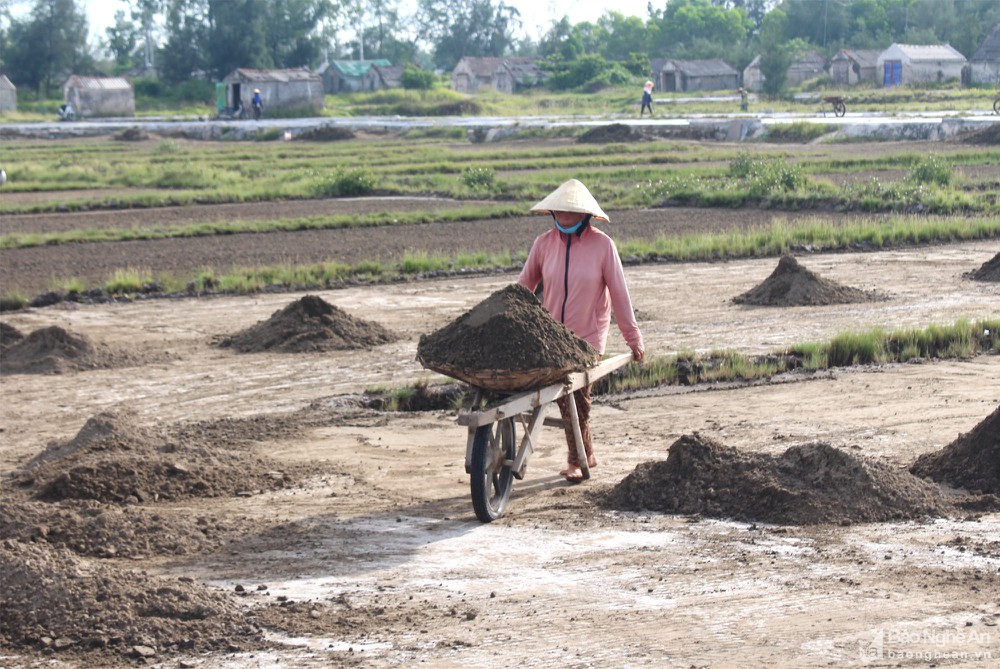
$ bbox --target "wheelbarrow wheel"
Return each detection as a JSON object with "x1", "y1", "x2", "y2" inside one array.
[
  {"x1": 994, "y1": 97, "x2": 1000, "y2": 115},
  {"x1": 833, "y1": 101, "x2": 846, "y2": 117},
  {"x1": 470, "y1": 417, "x2": 516, "y2": 522}
]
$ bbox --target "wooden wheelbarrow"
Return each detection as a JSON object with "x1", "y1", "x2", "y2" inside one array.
[
  {"x1": 421, "y1": 352, "x2": 634, "y2": 522},
  {"x1": 823, "y1": 96, "x2": 847, "y2": 117}
]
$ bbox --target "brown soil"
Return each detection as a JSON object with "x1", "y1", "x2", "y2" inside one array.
[
  {"x1": 0, "y1": 321, "x2": 24, "y2": 354},
  {"x1": 0, "y1": 204, "x2": 895, "y2": 298},
  {"x1": 601, "y1": 433, "x2": 954, "y2": 524},
  {"x1": 294, "y1": 126, "x2": 356, "y2": 141},
  {"x1": 0, "y1": 540, "x2": 266, "y2": 657},
  {"x1": 217, "y1": 294, "x2": 399, "y2": 353},
  {"x1": 1, "y1": 135, "x2": 999, "y2": 666},
  {"x1": 967, "y1": 251, "x2": 1000, "y2": 282},
  {"x1": 10, "y1": 408, "x2": 310, "y2": 503},
  {"x1": 733, "y1": 254, "x2": 884, "y2": 306},
  {"x1": 416, "y1": 283, "x2": 598, "y2": 388},
  {"x1": 0, "y1": 325, "x2": 172, "y2": 375},
  {"x1": 578, "y1": 123, "x2": 649, "y2": 143},
  {"x1": 910, "y1": 404, "x2": 1000, "y2": 495}
]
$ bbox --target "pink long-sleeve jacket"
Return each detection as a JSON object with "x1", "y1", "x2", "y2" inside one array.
[{"x1": 518, "y1": 225, "x2": 643, "y2": 355}]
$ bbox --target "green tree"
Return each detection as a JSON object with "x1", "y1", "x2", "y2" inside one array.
[
  {"x1": 129, "y1": 0, "x2": 162, "y2": 71},
  {"x1": 159, "y1": 0, "x2": 208, "y2": 83},
  {"x1": 416, "y1": 0, "x2": 521, "y2": 71},
  {"x1": 543, "y1": 53, "x2": 631, "y2": 91},
  {"x1": 105, "y1": 9, "x2": 138, "y2": 67},
  {"x1": 596, "y1": 11, "x2": 650, "y2": 63},
  {"x1": 539, "y1": 17, "x2": 583, "y2": 60},
  {"x1": 650, "y1": 0, "x2": 750, "y2": 56},
  {"x1": 4, "y1": 0, "x2": 93, "y2": 96},
  {"x1": 756, "y1": 8, "x2": 791, "y2": 98}
]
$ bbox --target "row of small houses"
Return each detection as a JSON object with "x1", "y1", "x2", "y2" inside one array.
[{"x1": 2, "y1": 25, "x2": 999, "y2": 117}]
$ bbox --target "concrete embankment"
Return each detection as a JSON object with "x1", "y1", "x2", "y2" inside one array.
[{"x1": 1, "y1": 113, "x2": 997, "y2": 143}]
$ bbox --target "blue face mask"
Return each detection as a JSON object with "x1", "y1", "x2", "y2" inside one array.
[{"x1": 552, "y1": 213, "x2": 589, "y2": 235}]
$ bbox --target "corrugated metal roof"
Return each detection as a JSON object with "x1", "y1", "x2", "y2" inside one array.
[
  {"x1": 972, "y1": 23, "x2": 1000, "y2": 62},
  {"x1": 229, "y1": 67, "x2": 321, "y2": 83},
  {"x1": 0, "y1": 74, "x2": 15, "y2": 90},
  {"x1": 661, "y1": 59, "x2": 737, "y2": 77},
  {"x1": 329, "y1": 60, "x2": 391, "y2": 77},
  {"x1": 65, "y1": 75, "x2": 132, "y2": 90},
  {"x1": 833, "y1": 49, "x2": 882, "y2": 67},
  {"x1": 891, "y1": 44, "x2": 966, "y2": 62},
  {"x1": 454, "y1": 57, "x2": 537, "y2": 77}
]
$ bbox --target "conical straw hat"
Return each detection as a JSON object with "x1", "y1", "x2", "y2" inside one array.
[{"x1": 529, "y1": 179, "x2": 609, "y2": 222}]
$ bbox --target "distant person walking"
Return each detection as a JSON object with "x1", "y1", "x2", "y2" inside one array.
[
  {"x1": 252, "y1": 88, "x2": 263, "y2": 120},
  {"x1": 640, "y1": 80, "x2": 654, "y2": 117},
  {"x1": 739, "y1": 87, "x2": 748, "y2": 112}
]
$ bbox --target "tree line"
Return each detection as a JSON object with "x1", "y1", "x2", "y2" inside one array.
[{"x1": 2, "y1": 0, "x2": 998, "y2": 98}]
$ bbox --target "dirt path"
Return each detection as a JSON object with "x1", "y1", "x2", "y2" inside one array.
[{"x1": 1, "y1": 241, "x2": 997, "y2": 668}]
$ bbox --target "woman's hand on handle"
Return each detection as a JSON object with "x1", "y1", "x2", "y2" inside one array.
[{"x1": 630, "y1": 344, "x2": 645, "y2": 363}]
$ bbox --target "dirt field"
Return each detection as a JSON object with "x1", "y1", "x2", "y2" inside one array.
[{"x1": 2, "y1": 213, "x2": 998, "y2": 667}]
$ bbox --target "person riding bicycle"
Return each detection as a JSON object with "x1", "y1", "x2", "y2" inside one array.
[{"x1": 251, "y1": 89, "x2": 263, "y2": 120}]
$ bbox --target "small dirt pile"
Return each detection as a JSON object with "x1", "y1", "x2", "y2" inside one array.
[
  {"x1": 955, "y1": 124, "x2": 1000, "y2": 145},
  {"x1": 114, "y1": 127, "x2": 151, "y2": 141},
  {"x1": 965, "y1": 252, "x2": 1000, "y2": 282},
  {"x1": 0, "y1": 500, "x2": 235, "y2": 558},
  {"x1": 0, "y1": 540, "x2": 264, "y2": 657},
  {"x1": 910, "y1": 405, "x2": 1000, "y2": 495},
  {"x1": 219, "y1": 294, "x2": 398, "y2": 353},
  {"x1": 601, "y1": 433, "x2": 952, "y2": 525},
  {"x1": 12, "y1": 408, "x2": 300, "y2": 503},
  {"x1": 0, "y1": 325, "x2": 166, "y2": 375},
  {"x1": 295, "y1": 126, "x2": 356, "y2": 141},
  {"x1": 578, "y1": 123, "x2": 648, "y2": 144},
  {"x1": 733, "y1": 255, "x2": 883, "y2": 306},
  {"x1": 416, "y1": 283, "x2": 598, "y2": 390},
  {"x1": 0, "y1": 321, "x2": 24, "y2": 355}
]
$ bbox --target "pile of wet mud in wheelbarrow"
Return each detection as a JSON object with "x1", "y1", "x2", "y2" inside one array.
[
  {"x1": 416, "y1": 283, "x2": 599, "y2": 390},
  {"x1": 601, "y1": 405, "x2": 1000, "y2": 525}
]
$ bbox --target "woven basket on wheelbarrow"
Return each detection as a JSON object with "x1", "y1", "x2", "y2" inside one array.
[{"x1": 417, "y1": 358, "x2": 583, "y2": 393}]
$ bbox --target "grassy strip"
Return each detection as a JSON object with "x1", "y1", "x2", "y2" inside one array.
[
  {"x1": 3, "y1": 214, "x2": 996, "y2": 306},
  {"x1": 2, "y1": 137, "x2": 997, "y2": 216},
  {"x1": 0, "y1": 204, "x2": 525, "y2": 250},
  {"x1": 617, "y1": 215, "x2": 1000, "y2": 261},
  {"x1": 374, "y1": 318, "x2": 999, "y2": 411},
  {"x1": 594, "y1": 318, "x2": 1000, "y2": 395}
]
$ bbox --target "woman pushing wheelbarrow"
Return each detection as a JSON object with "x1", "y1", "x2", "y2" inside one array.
[{"x1": 517, "y1": 179, "x2": 646, "y2": 482}]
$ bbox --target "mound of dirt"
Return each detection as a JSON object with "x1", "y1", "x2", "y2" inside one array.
[
  {"x1": 965, "y1": 252, "x2": 1000, "y2": 282},
  {"x1": 955, "y1": 123, "x2": 1000, "y2": 145},
  {"x1": 578, "y1": 123, "x2": 647, "y2": 144},
  {"x1": 0, "y1": 321, "x2": 24, "y2": 355},
  {"x1": 733, "y1": 255, "x2": 883, "y2": 306},
  {"x1": 219, "y1": 294, "x2": 398, "y2": 353},
  {"x1": 295, "y1": 126, "x2": 356, "y2": 141},
  {"x1": 416, "y1": 283, "x2": 598, "y2": 389},
  {"x1": 114, "y1": 127, "x2": 151, "y2": 142},
  {"x1": 909, "y1": 405, "x2": 1000, "y2": 495},
  {"x1": 0, "y1": 540, "x2": 264, "y2": 656},
  {"x1": 0, "y1": 325, "x2": 168, "y2": 375},
  {"x1": 0, "y1": 500, "x2": 237, "y2": 558},
  {"x1": 601, "y1": 433, "x2": 952, "y2": 525},
  {"x1": 12, "y1": 408, "x2": 301, "y2": 503}
]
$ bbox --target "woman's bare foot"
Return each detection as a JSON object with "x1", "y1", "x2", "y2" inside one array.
[
  {"x1": 559, "y1": 465, "x2": 585, "y2": 482},
  {"x1": 559, "y1": 455, "x2": 597, "y2": 482}
]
